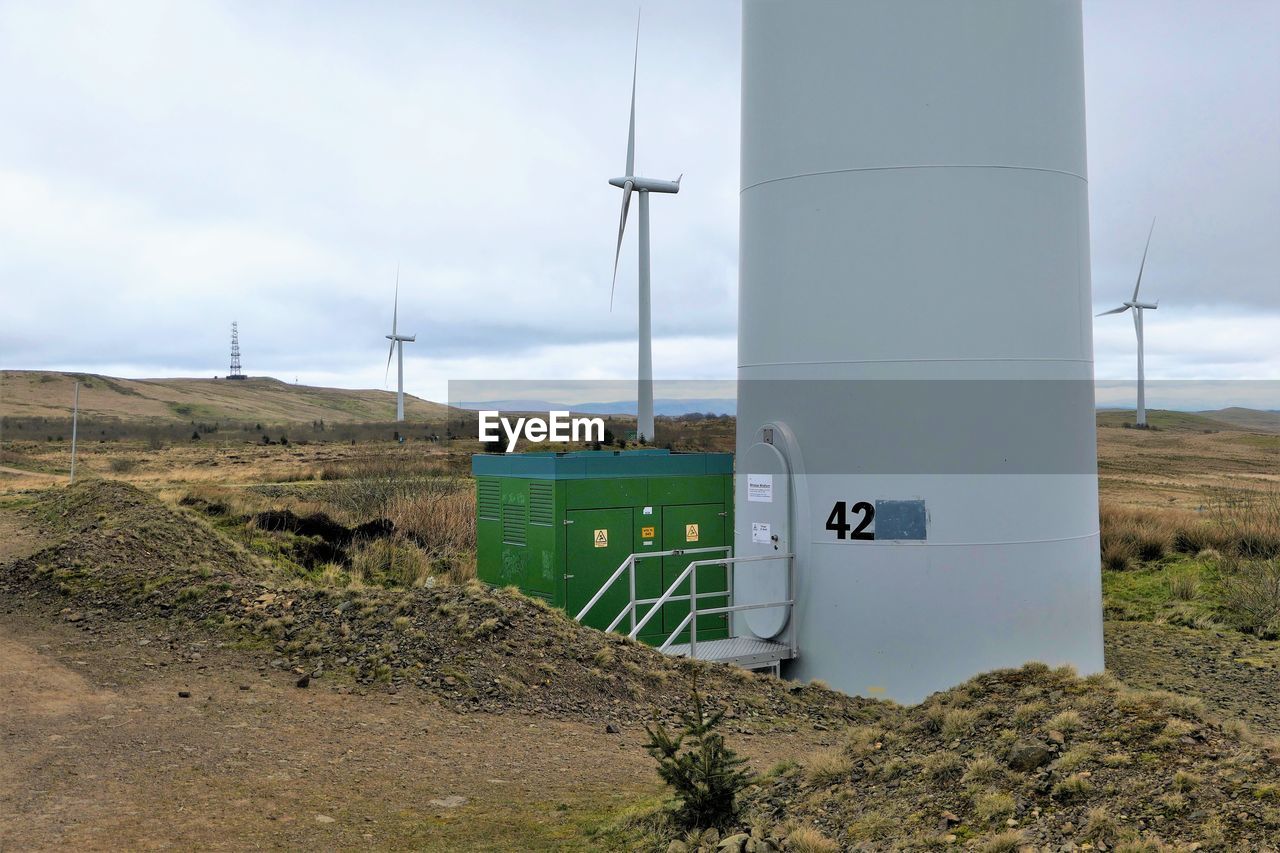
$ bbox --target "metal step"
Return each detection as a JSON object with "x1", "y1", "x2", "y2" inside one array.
[{"x1": 662, "y1": 636, "x2": 794, "y2": 669}]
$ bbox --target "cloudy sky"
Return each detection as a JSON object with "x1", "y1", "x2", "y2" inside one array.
[{"x1": 1, "y1": 0, "x2": 1277, "y2": 406}]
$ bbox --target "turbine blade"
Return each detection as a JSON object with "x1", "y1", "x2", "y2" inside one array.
[
  {"x1": 1132, "y1": 217, "x2": 1156, "y2": 301},
  {"x1": 1096, "y1": 305, "x2": 1130, "y2": 317},
  {"x1": 611, "y1": 181, "x2": 634, "y2": 310},
  {"x1": 385, "y1": 340, "x2": 395, "y2": 385},
  {"x1": 392, "y1": 264, "x2": 399, "y2": 337},
  {"x1": 625, "y1": 12, "x2": 638, "y2": 177}
]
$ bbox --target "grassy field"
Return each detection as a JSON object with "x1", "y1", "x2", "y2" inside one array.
[{"x1": 3, "y1": 395, "x2": 1280, "y2": 848}]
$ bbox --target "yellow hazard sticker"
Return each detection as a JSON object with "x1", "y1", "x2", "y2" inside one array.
[
  {"x1": 685, "y1": 523, "x2": 699, "y2": 542},
  {"x1": 641, "y1": 526, "x2": 655, "y2": 539},
  {"x1": 593, "y1": 529, "x2": 608, "y2": 548}
]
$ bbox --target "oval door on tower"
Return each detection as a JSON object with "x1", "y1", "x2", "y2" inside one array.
[{"x1": 735, "y1": 437, "x2": 791, "y2": 639}]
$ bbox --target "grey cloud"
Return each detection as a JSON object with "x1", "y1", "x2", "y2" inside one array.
[{"x1": 0, "y1": 1, "x2": 1275, "y2": 398}]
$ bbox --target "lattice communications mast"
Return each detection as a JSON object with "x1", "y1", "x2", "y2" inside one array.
[{"x1": 229, "y1": 322, "x2": 245, "y2": 380}]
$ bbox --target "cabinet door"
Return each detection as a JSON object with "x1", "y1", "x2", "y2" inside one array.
[
  {"x1": 661, "y1": 504, "x2": 728, "y2": 643},
  {"x1": 566, "y1": 508, "x2": 633, "y2": 632},
  {"x1": 631, "y1": 507, "x2": 666, "y2": 642}
]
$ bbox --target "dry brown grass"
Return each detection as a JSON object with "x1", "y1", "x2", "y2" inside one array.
[
  {"x1": 1101, "y1": 486, "x2": 1280, "y2": 570},
  {"x1": 803, "y1": 748, "x2": 853, "y2": 786},
  {"x1": 1100, "y1": 505, "x2": 1185, "y2": 564},
  {"x1": 1205, "y1": 487, "x2": 1280, "y2": 559},
  {"x1": 977, "y1": 829, "x2": 1028, "y2": 853},
  {"x1": 785, "y1": 826, "x2": 839, "y2": 853},
  {"x1": 388, "y1": 487, "x2": 475, "y2": 556},
  {"x1": 347, "y1": 537, "x2": 432, "y2": 587}
]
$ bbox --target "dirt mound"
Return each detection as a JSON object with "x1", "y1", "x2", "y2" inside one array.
[
  {"x1": 3, "y1": 482, "x2": 869, "y2": 726},
  {"x1": 9, "y1": 480, "x2": 268, "y2": 609},
  {"x1": 746, "y1": 664, "x2": 1280, "y2": 850}
]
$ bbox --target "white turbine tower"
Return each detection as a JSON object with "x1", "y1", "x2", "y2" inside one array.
[
  {"x1": 609, "y1": 16, "x2": 680, "y2": 445},
  {"x1": 384, "y1": 267, "x2": 415, "y2": 422},
  {"x1": 1098, "y1": 219, "x2": 1159, "y2": 427}
]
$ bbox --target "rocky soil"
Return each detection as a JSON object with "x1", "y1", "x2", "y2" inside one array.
[
  {"x1": 743, "y1": 664, "x2": 1280, "y2": 851},
  {"x1": 1106, "y1": 620, "x2": 1280, "y2": 738},
  {"x1": 2, "y1": 480, "x2": 868, "y2": 729},
  {"x1": 7, "y1": 480, "x2": 1280, "y2": 850}
]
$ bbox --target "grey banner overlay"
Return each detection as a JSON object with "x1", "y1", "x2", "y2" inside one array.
[{"x1": 449, "y1": 379, "x2": 1279, "y2": 475}]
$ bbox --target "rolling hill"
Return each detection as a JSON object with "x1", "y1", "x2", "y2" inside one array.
[
  {"x1": 1096, "y1": 407, "x2": 1280, "y2": 433},
  {"x1": 0, "y1": 371, "x2": 450, "y2": 425},
  {"x1": 7, "y1": 369, "x2": 1279, "y2": 435},
  {"x1": 1196, "y1": 406, "x2": 1280, "y2": 433}
]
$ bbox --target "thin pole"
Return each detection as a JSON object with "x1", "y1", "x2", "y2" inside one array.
[
  {"x1": 1135, "y1": 309, "x2": 1146, "y2": 427},
  {"x1": 628, "y1": 556, "x2": 636, "y2": 635},
  {"x1": 726, "y1": 553, "x2": 734, "y2": 637},
  {"x1": 396, "y1": 341, "x2": 405, "y2": 422},
  {"x1": 637, "y1": 190, "x2": 654, "y2": 443},
  {"x1": 70, "y1": 381, "x2": 80, "y2": 484},
  {"x1": 689, "y1": 560, "x2": 697, "y2": 660}
]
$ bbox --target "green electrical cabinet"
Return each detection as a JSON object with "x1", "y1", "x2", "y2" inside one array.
[{"x1": 473, "y1": 450, "x2": 734, "y2": 644}]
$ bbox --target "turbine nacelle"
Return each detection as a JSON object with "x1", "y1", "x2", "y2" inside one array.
[
  {"x1": 386, "y1": 334, "x2": 417, "y2": 342},
  {"x1": 608, "y1": 175, "x2": 681, "y2": 194}
]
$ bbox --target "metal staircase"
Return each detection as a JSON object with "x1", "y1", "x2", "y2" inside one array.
[{"x1": 573, "y1": 547, "x2": 796, "y2": 674}]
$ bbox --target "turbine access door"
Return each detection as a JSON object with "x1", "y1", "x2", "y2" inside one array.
[{"x1": 735, "y1": 436, "x2": 791, "y2": 640}]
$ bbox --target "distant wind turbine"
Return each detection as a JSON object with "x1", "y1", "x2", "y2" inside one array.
[
  {"x1": 1097, "y1": 218, "x2": 1159, "y2": 427},
  {"x1": 384, "y1": 266, "x2": 415, "y2": 422},
  {"x1": 609, "y1": 13, "x2": 680, "y2": 445}
]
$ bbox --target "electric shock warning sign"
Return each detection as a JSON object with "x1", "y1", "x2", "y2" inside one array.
[
  {"x1": 594, "y1": 529, "x2": 608, "y2": 548},
  {"x1": 685, "y1": 523, "x2": 700, "y2": 542}
]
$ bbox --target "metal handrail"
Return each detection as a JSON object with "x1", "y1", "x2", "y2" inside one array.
[
  {"x1": 574, "y1": 545, "x2": 795, "y2": 665},
  {"x1": 658, "y1": 598, "x2": 796, "y2": 652},
  {"x1": 631, "y1": 552, "x2": 792, "y2": 641},
  {"x1": 573, "y1": 545, "x2": 730, "y2": 626},
  {"x1": 652, "y1": 553, "x2": 795, "y2": 657},
  {"x1": 574, "y1": 554, "x2": 633, "y2": 623}
]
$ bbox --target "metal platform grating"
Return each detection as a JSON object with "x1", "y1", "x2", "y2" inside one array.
[{"x1": 663, "y1": 636, "x2": 794, "y2": 669}]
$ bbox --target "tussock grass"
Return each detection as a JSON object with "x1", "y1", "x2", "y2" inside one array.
[
  {"x1": 1052, "y1": 773, "x2": 1093, "y2": 801},
  {"x1": 1101, "y1": 487, "x2": 1280, "y2": 569},
  {"x1": 348, "y1": 536, "x2": 431, "y2": 587},
  {"x1": 1057, "y1": 743, "x2": 1097, "y2": 772},
  {"x1": 803, "y1": 748, "x2": 852, "y2": 786},
  {"x1": 1167, "y1": 569, "x2": 1200, "y2": 601},
  {"x1": 976, "y1": 829, "x2": 1028, "y2": 853},
  {"x1": 1012, "y1": 700, "x2": 1047, "y2": 728},
  {"x1": 785, "y1": 826, "x2": 839, "y2": 853},
  {"x1": 1083, "y1": 807, "x2": 1119, "y2": 844},
  {"x1": 972, "y1": 790, "x2": 1016, "y2": 823},
  {"x1": 921, "y1": 750, "x2": 963, "y2": 782},
  {"x1": 387, "y1": 486, "x2": 475, "y2": 557},
  {"x1": 1172, "y1": 770, "x2": 1201, "y2": 793},
  {"x1": 1045, "y1": 710, "x2": 1083, "y2": 733},
  {"x1": 941, "y1": 707, "x2": 980, "y2": 741},
  {"x1": 961, "y1": 754, "x2": 1002, "y2": 784},
  {"x1": 847, "y1": 811, "x2": 896, "y2": 842}
]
